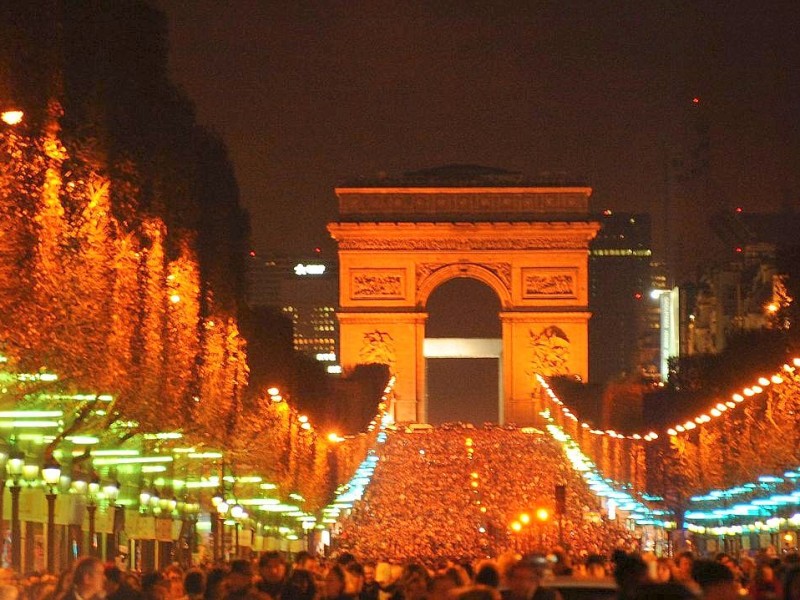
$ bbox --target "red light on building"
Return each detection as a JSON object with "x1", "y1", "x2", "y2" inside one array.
[
  {"x1": 735, "y1": 207, "x2": 743, "y2": 213},
  {"x1": 634, "y1": 292, "x2": 642, "y2": 300},
  {"x1": 249, "y1": 250, "x2": 256, "y2": 257},
  {"x1": 735, "y1": 247, "x2": 743, "y2": 253},
  {"x1": 692, "y1": 97, "x2": 700, "y2": 104}
]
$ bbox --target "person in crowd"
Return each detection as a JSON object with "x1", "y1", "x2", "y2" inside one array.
[
  {"x1": 141, "y1": 572, "x2": 169, "y2": 600},
  {"x1": 584, "y1": 555, "x2": 607, "y2": 579},
  {"x1": 427, "y1": 574, "x2": 458, "y2": 600},
  {"x1": 256, "y1": 552, "x2": 287, "y2": 600},
  {"x1": 181, "y1": 571, "x2": 205, "y2": 600},
  {"x1": 223, "y1": 560, "x2": 265, "y2": 600},
  {"x1": 204, "y1": 569, "x2": 227, "y2": 600},
  {"x1": 61, "y1": 557, "x2": 106, "y2": 600},
  {"x1": 343, "y1": 563, "x2": 364, "y2": 598},
  {"x1": 105, "y1": 566, "x2": 143, "y2": 600},
  {"x1": 749, "y1": 560, "x2": 782, "y2": 600},
  {"x1": 782, "y1": 566, "x2": 800, "y2": 600},
  {"x1": 474, "y1": 563, "x2": 500, "y2": 589},
  {"x1": 282, "y1": 569, "x2": 316, "y2": 600},
  {"x1": 292, "y1": 553, "x2": 317, "y2": 575},
  {"x1": 456, "y1": 587, "x2": 499, "y2": 600},
  {"x1": 671, "y1": 551, "x2": 700, "y2": 596},
  {"x1": 359, "y1": 563, "x2": 379, "y2": 600},
  {"x1": 501, "y1": 559, "x2": 558, "y2": 600},
  {"x1": 321, "y1": 566, "x2": 350, "y2": 600},
  {"x1": 391, "y1": 565, "x2": 429, "y2": 600},
  {"x1": 163, "y1": 566, "x2": 185, "y2": 600},
  {"x1": 692, "y1": 559, "x2": 741, "y2": 600},
  {"x1": 611, "y1": 552, "x2": 648, "y2": 600},
  {"x1": 652, "y1": 557, "x2": 675, "y2": 584}
]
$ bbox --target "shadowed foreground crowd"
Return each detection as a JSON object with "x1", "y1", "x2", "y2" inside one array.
[{"x1": 1, "y1": 546, "x2": 799, "y2": 600}]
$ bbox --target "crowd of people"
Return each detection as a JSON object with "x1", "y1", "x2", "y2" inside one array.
[
  {"x1": 336, "y1": 425, "x2": 636, "y2": 561},
  {"x1": 0, "y1": 545, "x2": 799, "y2": 600}
]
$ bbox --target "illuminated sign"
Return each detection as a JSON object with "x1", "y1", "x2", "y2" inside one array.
[{"x1": 294, "y1": 264, "x2": 326, "y2": 276}]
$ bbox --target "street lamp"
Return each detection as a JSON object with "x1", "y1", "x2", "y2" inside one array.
[
  {"x1": 7, "y1": 450, "x2": 25, "y2": 572},
  {"x1": 104, "y1": 480, "x2": 120, "y2": 561},
  {"x1": 216, "y1": 499, "x2": 229, "y2": 561},
  {"x1": 86, "y1": 472, "x2": 101, "y2": 557},
  {"x1": 536, "y1": 508, "x2": 550, "y2": 549},
  {"x1": 42, "y1": 458, "x2": 61, "y2": 573}
]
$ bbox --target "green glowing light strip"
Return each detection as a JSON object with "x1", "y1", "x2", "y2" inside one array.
[
  {"x1": 92, "y1": 456, "x2": 173, "y2": 466},
  {"x1": 90, "y1": 449, "x2": 140, "y2": 457},
  {"x1": 0, "y1": 411, "x2": 63, "y2": 418},
  {"x1": 0, "y1": 420, "x2": 61, "y2": 428}
]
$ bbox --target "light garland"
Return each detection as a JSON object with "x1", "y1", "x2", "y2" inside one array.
[
  {"x1": 536, "y1": 357, "x2": 800, "y2": 441},
  {"x1": 540, "y1": 409, "x2": 674, "y2": 528}
]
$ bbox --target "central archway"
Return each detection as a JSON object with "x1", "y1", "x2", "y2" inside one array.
[{"x1": 424, "y1": 277, "x2": 501, "y2": 424}]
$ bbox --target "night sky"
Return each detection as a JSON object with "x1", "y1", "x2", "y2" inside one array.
[{"x1": 155, "y1": 1, "x2": 799, "y2": 275}]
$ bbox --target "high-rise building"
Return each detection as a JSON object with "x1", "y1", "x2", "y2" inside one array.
[
  {"x1": 246, "y1": 253, "x2": 340, "y2": 369},
  {"x1": 589, "y1": 212, "x2": 656, "y2": 383}
]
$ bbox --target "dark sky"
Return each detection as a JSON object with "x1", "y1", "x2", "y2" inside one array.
[{"x1": 155, "y1": 1, "x2": 799, "y2": 274}]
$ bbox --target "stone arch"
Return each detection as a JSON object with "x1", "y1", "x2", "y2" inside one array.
[{"x1": 416, "y1": 263, "x2": 512, "y2": 310}]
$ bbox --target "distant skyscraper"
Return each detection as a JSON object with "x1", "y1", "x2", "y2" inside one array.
[
  {"x1": 589, "y1": 212, "x2": 655, "y2": 383},
  {"x1": 246, "y1": 253, "x2": 339, "y2": 368}
]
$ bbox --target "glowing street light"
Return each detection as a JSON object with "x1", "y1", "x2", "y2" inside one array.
[{"x1": 1, "y1": 109, "x2": 24, "y2": 126}]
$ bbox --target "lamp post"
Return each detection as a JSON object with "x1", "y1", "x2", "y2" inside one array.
[
  {"x1": 0, "y1": 449, "x2": 8, "y2": 561},
  {"x1": 7, "y1": 450, "x2": 25, "y2": 572},
  {"x1": 230, "y1": 504, "x2": 245, "y2": 558},
  {"x1": 86, "y1": 473, "x2": 101, "y2": 557},
  {"x1": 104, "y1": 480, "x2": 120, "y2": 561},
  {"x1": 42, "y1": 458, "x2": 61, "y2": 573},
  {"x1": 216, "y1": 500, "x2": 229, "y2": 561},
  {"x1": 536, "y1": 508, "x2": 550, "y2": 550}
]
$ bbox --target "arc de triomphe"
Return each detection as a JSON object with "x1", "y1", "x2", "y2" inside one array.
[{"x1": 328, "y1": 171, "x2": 599, "y2": 425}]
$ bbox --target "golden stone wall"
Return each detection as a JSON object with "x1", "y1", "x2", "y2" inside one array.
[{"x1": 328, "y1": 187, "x2": 599, "y2": 425}]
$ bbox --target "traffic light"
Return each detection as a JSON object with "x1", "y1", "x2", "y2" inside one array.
[{"x1": 555, "y1": 484, "x2": 566, "y2": 515}]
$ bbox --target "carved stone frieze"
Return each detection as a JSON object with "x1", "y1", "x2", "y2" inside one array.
[
  {"x1": 350, "y1": 269, "x2": 405, "y2": 299},
  {"x1": 521, "y1": 268, "x2": 577, "y2": 298},
  {"x1": 359, "y1": 330, "x2": 396, "y2": 372},
  {"x1": 338, "y1": 237, "x2": 589, "y2": 251},
  {"x1": 415, "y1": 262, "x2": 511, "y2": 294}
]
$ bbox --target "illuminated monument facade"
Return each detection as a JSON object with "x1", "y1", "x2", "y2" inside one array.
[{"x1": 328, "y1": 166, "x2": 599, "y2": 425}]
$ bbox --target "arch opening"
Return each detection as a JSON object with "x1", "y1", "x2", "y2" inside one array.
[{"x1": 424, "y1": 277, "x2": 502, "y2": 425}]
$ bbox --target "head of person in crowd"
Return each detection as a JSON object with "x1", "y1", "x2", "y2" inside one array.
[
  {"x1": 474, "y1": 563, "x2": 500, "y2": 589},
  {"x1": 612, "y1": 552, "x2": 649, "y2": 600},
  {"x1": 427, "y1": 574, "x2": 458, "y2": 600},
  {"x1": 399, "y1": 564, "x2": 430, "y2": 600},
  {"x1": 692, "y1": 559, "x2": 740, "y2": 600},
  {"x1": 673, "y1": 551, "x2": 694, "y2": 583},
  {"x1": 283, "y1": 569, "x2": 316, "y2": 600},
  {"x1": 184, "y1": 570, "x2": 205, "y2": 600},
  {"x1": 293, "y1": 552, "x2": 317, "y2": 574},
  {"x1": 72, "y1": 557, "x2": 107, "y2": 600},
  {"x1": 163, "y1": 566, "x2": 185, "y2": 600},
  {"x1": 258, "y1": 552, "x2": 287, "y2": 585},
  {"x1": 503, "y1": 560, "x2": 544, "y2": 600},
  {"x1": 653, "y1": 557, "x2": 674, "y2": 584},
  {"x1": 585, "y1": 555, "x2": 607, "y2": 579},
  {"x1": 629, "y1": 582, "x2": 695, "y2": 600},
  {"x1": 204, "y1": 568, "x2": 228, "y2": 600},
  {"x1": 105, "y1": 565, "x2": 141, "y2": 600},
  {"x1": 336, "y1": 553, "x2": 356, "y2": 567},
  {"x1": 225, "y1": 560, "x2": 255, "y2": 598},
  {"x1": 141, "y1": 572, "x2": 169, "y2": 600},
  {"x1": 443, "y1": 567, "x2": 469, "y2": 588},
  {"x1": 323, "y1": 565, "x2": 347, "y2": 600},
  {"x1": 362, "y1": 563, "x2": 377, "y2": 586}
]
